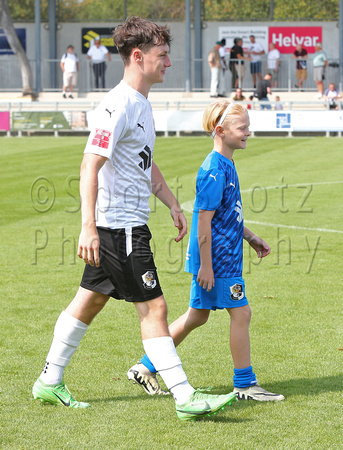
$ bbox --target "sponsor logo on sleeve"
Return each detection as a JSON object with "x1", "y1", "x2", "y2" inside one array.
[{"x1": 92, "y1": 128, "x2": 112, "y2": 149}]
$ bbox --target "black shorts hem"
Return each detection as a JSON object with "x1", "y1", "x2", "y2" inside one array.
[{"x1": 80, "y1": 280, "x2": 163, "y2": 303}]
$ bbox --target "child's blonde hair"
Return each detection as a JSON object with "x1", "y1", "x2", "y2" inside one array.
[{"x1": 202, "y1": 101, "x2": 248, "y2": 137}]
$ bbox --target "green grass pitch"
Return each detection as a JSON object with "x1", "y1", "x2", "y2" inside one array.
[{"x1": 0, "y1": 136, "x2": 342, "y2": 448}]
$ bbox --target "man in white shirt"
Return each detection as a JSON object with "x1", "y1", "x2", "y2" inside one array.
[
  {"x1": 32, "y1": 16, "x2": 236, "y2": 421},
  {"x1": 87, "y1": 36, "x2": 111, "y2": 89},
  {"x1": 248, "y1": 35, "x2": 265, "y2": 88},
  {"x1": 60, "y1": 45, "x2": 79, "y2": 99},
  {"x1": 267, "y1": 42, "x2": 280, "y2": 88}
]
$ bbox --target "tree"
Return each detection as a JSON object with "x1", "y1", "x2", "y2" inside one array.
[{"x1": 0, "y1": 0, "x2": 35, "y2": 97}]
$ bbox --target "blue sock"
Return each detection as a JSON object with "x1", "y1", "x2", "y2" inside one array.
[
  {"x1": 140, "y1": 354, "x2": 157, "y2": 374},
  {"x1": 233, "y1": 366, "x2": 257, "y2": 388}
]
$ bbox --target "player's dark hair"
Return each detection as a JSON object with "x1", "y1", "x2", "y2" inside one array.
[{"x1": 113, "y1": 16, "x2": 172, "y2": 65}]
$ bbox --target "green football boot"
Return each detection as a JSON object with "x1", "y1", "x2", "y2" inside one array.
[
  {"x1": 176, "y1": 390, "x2": 237, "y2": 421},
  {"x1": 32, "y1": 378, "x2": 90, "y2": 408}
]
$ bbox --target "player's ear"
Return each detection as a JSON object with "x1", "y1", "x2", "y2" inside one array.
[
  {"x1": 132, "y1": 49, "x2": 143, "y2": 64},
  {"x1": 214, "y1": 125, "x2": 225, "y2": 137}
]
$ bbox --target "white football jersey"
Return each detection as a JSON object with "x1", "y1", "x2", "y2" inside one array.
[{"x1": 84, "y1": 81, "x2": 156, "y2": 229}]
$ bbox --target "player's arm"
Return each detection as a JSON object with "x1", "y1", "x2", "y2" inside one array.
[
  {"x1": 243, "y1": 226, "x2": 271, "y2": 258},
  {"x1": 197, "y1": 209, "x2": 216, "y2": 291},
  {"x1": 151, "y1": 161, "x2": 187, "y2": 242},
  {"x1": 78, "y1": 153, "x2": 107, "y2": 266},
  {"x1": 60, "y1": 61, "x2": 65, "y2": 71}
]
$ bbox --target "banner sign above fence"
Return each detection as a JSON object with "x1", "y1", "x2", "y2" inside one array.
[
  {"x1": 82, "y1": 28, "x2": 118, "y2": 54},
  {"x1": 218, "y1": 26, "x2": 322, "y2": 56},
  {"x1": 269, "y1": 27, "x2": 322, "y2": 54},
  {"x1": 0, "y1": 28, "x2": 26, "y2": 55},
  {"x1": 219, "y1": 26, "x2": 269, "y2": 55}
]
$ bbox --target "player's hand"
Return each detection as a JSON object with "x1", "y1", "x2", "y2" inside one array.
[
  {"x1": 197, "y1": 266, "x2": 215, "y2": 292},
  {"x1": 248, "y1": 235, "x2": 271, "y2": 258},
  {"x1": 170, "y1": 206, "x2": 187, "y2": 242},
  {"x1": 78, "y1": 227, "x2": 100, "y2": 266}
]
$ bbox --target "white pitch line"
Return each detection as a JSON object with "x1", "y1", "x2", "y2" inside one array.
[
  {"x1": 240, "y1": 180, "x2": 343, "y2": 193},
  {"x1": 180, "y1": 200, "x2": 343, "y2": 235},
  {"x1": 244, "y1": 220, "x2": 343, "y2": 234}
]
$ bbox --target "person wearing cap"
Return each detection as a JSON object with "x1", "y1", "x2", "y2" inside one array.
[
  {"x1": 208, "y1": 41, "x2": 226, "y2": 98},
  {"x1": 87, "y1": 36, "x2": 111, "y2": 89}
]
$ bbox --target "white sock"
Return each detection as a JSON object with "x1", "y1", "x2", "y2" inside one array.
[
  {"x1": 170, "y1": 380, "x2": 195, "y2": 405},
  {"x1": 142, "y1": 336, "x2": 195, "y2": 404},
  {"x1": 40, "y1": 310, "x2": 88, "y2": 385}
]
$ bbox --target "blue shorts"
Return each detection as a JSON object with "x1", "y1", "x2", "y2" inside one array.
[
  {"x1": 189, "y1": 275, "x2": 249, "y2": 311},
  {"x1": 250, "y1": 61, "x2": 261, "y2": 74}
]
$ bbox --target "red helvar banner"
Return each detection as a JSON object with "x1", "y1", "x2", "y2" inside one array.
[{"x1": 269, "y1": 27, "x2": 322, "y2": 54}]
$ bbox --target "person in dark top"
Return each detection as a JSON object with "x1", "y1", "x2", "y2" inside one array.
[
  {"x1": 229, "y1": 38, "x2": 250, "y2": 89},
  {"x1": 255, "y1": 73, "x2": 272, "y2": 109},
  {"x1": 293, "y1": 44, "x2": 308, "y2": 90}
]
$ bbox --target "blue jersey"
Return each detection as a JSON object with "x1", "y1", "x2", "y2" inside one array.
[{"x1": 185, "y1": 150, "x2": 244, "y2": 278}]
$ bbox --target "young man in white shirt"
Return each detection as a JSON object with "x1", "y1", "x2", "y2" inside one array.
[
  {"x1": 248, "y1": 35, "x2": 265, "y2": 88},
  {"x1": 32, "y1": 16, "x2": 236, "y2": 421},
  {"x1": 87, "y1": 36, "x2": 111, "y2": 89},
  {"x1": 267, "y1": 43, "x2": 280, "y2": 88},
  {"x1": 60, "y1": 45, "x2": 79, "y2": 99}
]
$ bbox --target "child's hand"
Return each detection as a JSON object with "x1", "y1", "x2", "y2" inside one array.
[
  {"x1": 197, "y1": 266, "x2": 215, "y2": 292},
  {"x1": 248, "y1": 235, "x2": 271, "y2": 258}
]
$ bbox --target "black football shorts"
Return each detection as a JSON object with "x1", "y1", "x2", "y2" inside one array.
[{"x1": 80, "y1": 225, "x2": 163, "y2": 302}]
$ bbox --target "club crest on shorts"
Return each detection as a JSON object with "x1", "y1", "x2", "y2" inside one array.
[
  {"x1": 142, "y1": 271, "x2": 157, "y2": 290},
  {"x1": 230, "y1": 283, "x2": 244, "y2": 301}
]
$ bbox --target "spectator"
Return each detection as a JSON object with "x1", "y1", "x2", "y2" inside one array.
[
  {"x1": 218, "y1": 38, "x2": 228, "y2": 92},
  {"x1": 323, "y1": 83, "x2": 342, "y2": 110},
  {"x1": 247, "y1": 95, "x2": 254, "y2": 110},
  {"x1": 208, "y1": 41, "x2": 226, "y2": 98},
  {"x1": 60, "y1": 45, "x2": 79, "y2": 99},
  {"x1": 248, "y1": 35, "x2": 265, "y2": 88},
  {"x1": 255, "y1": 73, "x2": 272, "y2": 110},
  {"x1": 229, "y1": 38, "x2": 250, "y2": 89},
  {"x1": 267, "y1": 43, "x2": 280, "y2": 88},
  {"x1": 87, "y1": 36, "x2": 111, "y2": 89},
  {"x1": 293, "y1": 44, "x2": 308, "y2": 91},
  {"x1": 233, "y1": 87, "x2": 246, "y2": 101},
  {"x1": 218, "y1": 38, "x2": 227, "y2": 75},
  {"x1": 274, "y1": 96, "x2": 283, "y2": 110},
  {"x1": 313, "y1": 42, "x2": 328, "y2": 99}
]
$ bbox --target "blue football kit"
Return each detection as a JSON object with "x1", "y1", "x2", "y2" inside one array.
[{"x1": 185, "y1": 150, "x2": 248, "y2": 310}]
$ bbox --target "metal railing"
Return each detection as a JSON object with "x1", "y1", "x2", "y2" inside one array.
[{"x1": 0, "y1": 56, "x2": 340, "y2": 93}]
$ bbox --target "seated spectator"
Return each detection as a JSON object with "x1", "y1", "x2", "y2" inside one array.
[
  {"x1": 274, "y1": 96, "x2": 283, "y2": 110},
  {"x1": 233, "y1": 87, "x2": 246, "y2": 101},
  {"x1": 323, "y1": 83, "x2": 342, "y2": 110},
  {"x1": 247, "y1": 95, "x2": 254, "y2": 110}
]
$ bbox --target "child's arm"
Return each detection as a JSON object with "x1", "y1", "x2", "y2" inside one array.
[
  {"x1": 197, "y1": 209, "x2": 216, "y2": 291},
  {"x1": 243, "y1": 226, "x2": 271, "y2": 258}
]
